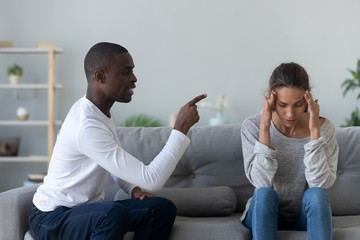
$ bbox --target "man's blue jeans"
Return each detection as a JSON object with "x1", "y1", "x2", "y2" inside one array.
[
  {"x1": 243, "y1": 187, "x2": 332, "y2": 240},
  {"x1": 29, "y1": 197, "x2": 176, "y2": 240}
]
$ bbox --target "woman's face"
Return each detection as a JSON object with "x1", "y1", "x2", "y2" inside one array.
[{"x1": 274, "y1": 87, "x2": 307, "y2": 127}]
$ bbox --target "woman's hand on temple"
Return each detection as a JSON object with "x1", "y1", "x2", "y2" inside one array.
[
  {"x1": 259, "y1": 91, "x2": 276, "y2": 148},
  {"x1": 262, "y1": 91, "x2": 276, "y2": 128},
  {"x1": 304, "y1": 90, "x2": 320, "y2": 140}
]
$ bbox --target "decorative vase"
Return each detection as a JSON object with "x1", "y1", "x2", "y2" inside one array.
[
  {"x1": 17, "y1": 107, "x2": 29, "y2": 120},
  {"x1": 209, "y1": 112, "x2": 226, "y2": 126},
  {"x1": 9, "y1": 75, "x2": 20, "y2": 85},
  {"x1": 0, "y1": 137, "x2": 20, "y2": 156}
]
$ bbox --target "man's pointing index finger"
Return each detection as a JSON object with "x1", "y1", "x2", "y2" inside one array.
[{"x1": 188, "y1": 94, "x2": 207, "y2": 106}]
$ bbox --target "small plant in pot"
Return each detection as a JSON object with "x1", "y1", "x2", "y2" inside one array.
[
  {"x1": 341, "y1": 59, "x2": 360, "y2": 126},
  {"x1": 6, "y1": 63, "x2": 23, "y2": 85},
  {"x1": 123, "y1": 114, "x2": 162, "y2": 127}
]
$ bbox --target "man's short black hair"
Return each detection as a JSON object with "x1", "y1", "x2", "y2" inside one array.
[{"x1": 84, "y1": 42, "x2": 128, "y2": 81}]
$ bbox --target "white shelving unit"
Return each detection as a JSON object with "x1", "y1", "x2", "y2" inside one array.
[
  {"x1": 0, "y1": 83, "x2": 62, "y2": 89},
  {"x1": 0, "y1": 156, "x2": 48, "y2": 162},
  {"x1": 0, "y1": 120, "x2": 63, "y2": 126},
  {"x1": 0, "y1": 47, "x2": 62, "y2": 163}
]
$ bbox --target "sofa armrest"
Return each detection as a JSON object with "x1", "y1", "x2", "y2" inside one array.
[{"x1": 0, "y1": 185, "x2": 39, "y2": 240}]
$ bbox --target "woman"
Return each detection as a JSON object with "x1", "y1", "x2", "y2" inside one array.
[{"x1": 241, "y1": 62, "x2": 339, "y2": 240}]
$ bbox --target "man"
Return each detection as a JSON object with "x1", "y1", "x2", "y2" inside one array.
[{"x1": 29, "y1": 42, "x2": 207, "y2": 240}]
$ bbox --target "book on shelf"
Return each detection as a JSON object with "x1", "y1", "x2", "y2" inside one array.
[
  {"x1": 28, "y1": 173, "x2": 46, "y2": 182},
  {"x1": 23, "y1": 173, "x2": 46, "y2": 187}
]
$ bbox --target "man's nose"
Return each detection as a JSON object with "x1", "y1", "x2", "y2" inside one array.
[{"x1": 131, "y1": 73, "x2": 137, "y2": 82}]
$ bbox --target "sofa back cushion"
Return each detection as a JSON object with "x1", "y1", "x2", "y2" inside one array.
[
  {"x1": 327, "y1": 126, "x2": 360, "y2": 215},
  {"x1": 117, "y1": 124, "x2": 360, "y2": 215},
  {"x1": 117, "y1": 124, "x2": 254, "y2": 212}
]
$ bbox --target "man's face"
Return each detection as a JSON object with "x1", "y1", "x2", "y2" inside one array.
[{"x1": 104, "y1": 52, "x2": 137, "y2": 103}]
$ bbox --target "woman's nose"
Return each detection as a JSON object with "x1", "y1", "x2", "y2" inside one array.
[{"x1": 286, "y1": 108, "x2": 295, "y2": 118}]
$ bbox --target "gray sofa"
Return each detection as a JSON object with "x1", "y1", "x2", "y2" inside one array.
[{"x1": 1, "y1": 123, "x2": 360, "y2": 240}]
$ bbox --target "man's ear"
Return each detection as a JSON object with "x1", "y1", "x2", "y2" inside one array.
[{"x1": 94, "y1": 70, "x2": 106, "y2": 83}]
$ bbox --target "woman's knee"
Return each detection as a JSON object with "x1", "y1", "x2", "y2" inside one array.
[
  {"x1": 303, "y1": 187, "x2": 330, "y2": 210},
  {"x1": 254, "y1": 188, "x2": 278, "y2": 201},
  {"x1": 303, "y1": 187, "x2": 329, "y2": 203}
]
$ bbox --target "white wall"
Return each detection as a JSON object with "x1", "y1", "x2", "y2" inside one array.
[{"x1": 1, "y1": 0, "x2": 360, "y2": 190}]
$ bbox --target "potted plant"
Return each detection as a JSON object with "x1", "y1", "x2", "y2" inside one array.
[
  {"x1": 341, "y1": 59, "x2": 360, "y2": 126},
  {"x1": 123, "y1": 114, "x2": 162, "y2": 127},
  {"x1": 6, "y1": 63, "x2": 23, "y2": 85}
]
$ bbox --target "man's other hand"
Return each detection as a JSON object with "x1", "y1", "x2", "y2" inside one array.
[{"x1": 131, "y1": 186, "x2": 156, "y2": 200}]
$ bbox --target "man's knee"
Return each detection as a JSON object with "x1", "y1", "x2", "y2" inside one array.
[
  {"x1": 101, "y1": 202, "x2": 131, "y2": 224},
  {"x1": 150, "y1": 197, "x2": 177, "y2": 217}
]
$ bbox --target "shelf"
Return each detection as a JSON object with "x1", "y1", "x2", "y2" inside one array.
[
  {"x1": 0, "y1": 46, "x2": 62, "y2": 164},
  {"x1": 0, "y1": 120, "x2": 62, "y2": 126},
  {"x1": 0, "y1": 84, "x2": 63, "y2": 89},
  {"x1": 0, "y1": 47, "x2": 63, "y2": 54},
  {"x1": 0, "y1": 155, "x2": 48, "y2": 162}
]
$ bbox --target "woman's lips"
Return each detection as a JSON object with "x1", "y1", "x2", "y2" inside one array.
[{"x1": 284, "y1": 119, "x2": 296, "y2": 124}]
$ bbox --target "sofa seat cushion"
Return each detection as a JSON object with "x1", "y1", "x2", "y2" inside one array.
[
  {"x1": 169, "y1": 213, "x2": 251, "y2": 240},
  {"x1": 26, "y1": 215, "x2": 360, "y2": 240}
]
